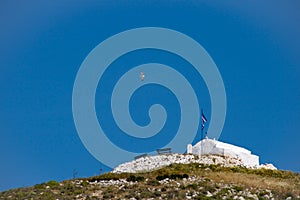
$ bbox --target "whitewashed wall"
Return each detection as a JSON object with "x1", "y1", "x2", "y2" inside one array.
[{"x1": 189, "y1": 138, "x2": 259, "y2": 167}]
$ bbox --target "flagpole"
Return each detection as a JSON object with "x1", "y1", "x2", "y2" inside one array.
[{"x1": 201, "y1": 108, "x2": 203, "y2": 140}]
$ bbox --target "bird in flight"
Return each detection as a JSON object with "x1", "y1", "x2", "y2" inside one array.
[{"x1": 140, "y1": 72, "x2": 145, "y2": 81}]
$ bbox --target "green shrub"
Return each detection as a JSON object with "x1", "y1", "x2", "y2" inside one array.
[
  {"x1": 126, "y1": 175, "x2": 145, "y2": 182},
  {"x1": 233, "y1": 185, "x2": 243, "y2": 192},
  {"x1": 87, "y1": 172, "x2": 127, "y2": 182},
  {"x1": 187, "y1": 183, "x2": 198, "y2": 190},
  {"x1": 195, "y1": 193, "x2": 215, "y2": 200},
  {"x1": 183, "y1": 173, "x2": 189, "y2": 179},
  {"x1": 34, "y1": 183, "x2": 46, "y2": 190},
  {"x1": 153, "y1": 191, "x2": 161, "y2": 197},
  {"x1": 204, "y1": 178, "x2": 211, "y2": 182},
  {"x1": 203, "y1": 184, "x2": 216, "y2": 193},
  {"x1": 81, "y1": 180, "x2": 89, "y2": 187},
  {"x1": 140, "y1": 190, "x2": 152, "y2": 198},
  {"x1": 156, "y1": 173, "x2": 189, "y2": 181},
  {"x1": 61, "y1": 182, "x2": 76, "y2": 195},
  {"x1": 103, "y1": 193, "x2": 114, "y2": 199},
  {"x1": 46, "y1": 180, "x2": 60, "y2": 189},
  {"x1": 217, "y1": 188, "x2": 230, "y2": 197},
  {"x1": 156, "y1": 174, "x2": 169, "y2": 181},
  {"x1": 147, "y1": 179, "x2": 160, "y2": 186},
  {"x1": 284, "y1": 192, "x2": 294, "y2": 199},
  {"x1": 179, "y1": 185, "x2": 186, "y2": 190}
]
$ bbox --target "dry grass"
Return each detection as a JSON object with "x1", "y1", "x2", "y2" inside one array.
[
  {"x1": 205, "y1": 171, "x2": 300, "y2": 196},
  {"x1": 146, "y1": 163, "x2": 300, "y2": 198},
  {"x1": 106, "y1": 163, "x2": 300, "y2": 198}
]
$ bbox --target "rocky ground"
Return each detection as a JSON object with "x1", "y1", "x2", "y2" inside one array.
[
  {"x1": 71, "y1": 176, "x2": 277, "y2": 200},
  {"x1": 113, "y1": 154, "x2": 277, "y2": 173},
  {"x1": 0, "y1": 154, "x2": 298, "y2": 200}
]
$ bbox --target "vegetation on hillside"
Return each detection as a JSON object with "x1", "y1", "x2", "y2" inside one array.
[{"x1": 1, "y1": 163, "x2": 299, "y2": 199}]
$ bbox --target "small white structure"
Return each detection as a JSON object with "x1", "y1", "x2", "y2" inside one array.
[
  {"x1": 187, "y1": 144, "x2": 193, "y2": 154},
  {"x1": 188, "y1": 138, "x2": 259, "y2": 167}
]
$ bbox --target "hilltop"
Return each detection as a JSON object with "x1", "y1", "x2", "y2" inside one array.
[
  {"x1": 112, "y1": 153, "x2": 276, "y2": 173},
  {"x1": 0, "y1": 154, "x2": 299, "y2": 199}
]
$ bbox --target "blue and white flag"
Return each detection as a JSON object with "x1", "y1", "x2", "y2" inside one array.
[{"x1": 201, "y1": 113, "x2": 207, "y2": 130}]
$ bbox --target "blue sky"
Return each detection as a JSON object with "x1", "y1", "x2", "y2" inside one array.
[{"x1": 1, "y1": 1, "x2": 300, "y2": 191}]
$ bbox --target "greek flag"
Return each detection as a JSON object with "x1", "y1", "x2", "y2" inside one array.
[{"x1": 201, "y1": 113, "x2": 207, "y2": 130}]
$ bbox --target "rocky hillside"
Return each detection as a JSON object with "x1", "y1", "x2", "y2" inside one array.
[
  {"x1": 113, "y1": 154, "x2": 276, "y2": 173},
  {"x1": 0, "y1": 154, "x2": 299, "y2": 200}
]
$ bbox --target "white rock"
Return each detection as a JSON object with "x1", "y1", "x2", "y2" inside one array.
[
  {"x1": 113, "y1": 153, "x2": 254, "y2": 173},
  {"x1": 206, "y1": 191, "x2": 213, "y2": 197},
  {"x1": 258, "y1": 163, "x2": 277, "y2": 170}
]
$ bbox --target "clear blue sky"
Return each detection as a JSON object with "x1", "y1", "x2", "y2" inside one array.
[{"x1": 0, "y1": 1, "x2": 299, "y2": 191}]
